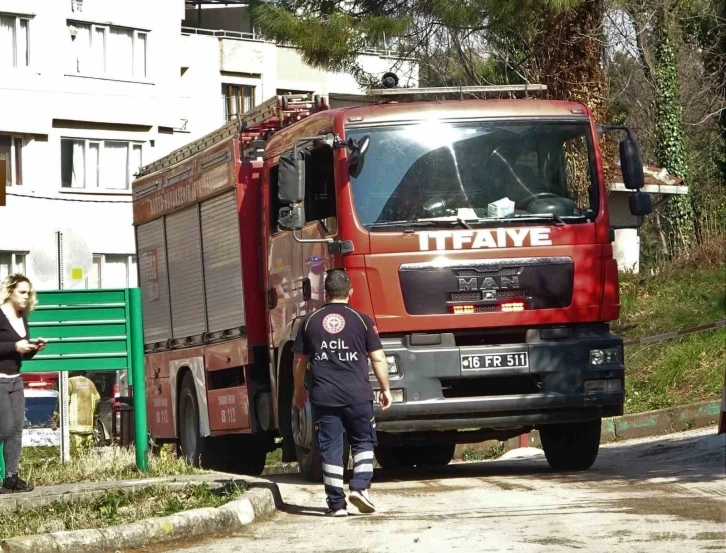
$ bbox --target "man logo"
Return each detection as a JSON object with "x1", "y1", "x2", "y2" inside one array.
[
  {"x1": 322, "y1": 313, "x2": 346, "y2": 334},
  {"x1": 458, "y1": 276, "x2": 520, "y2": 291}
]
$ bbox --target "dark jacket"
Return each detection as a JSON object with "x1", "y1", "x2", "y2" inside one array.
[{"x1": 0, "y1": 308, "x2": 37, "y2": 376}]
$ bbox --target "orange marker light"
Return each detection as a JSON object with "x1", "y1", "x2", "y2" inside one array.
[
  {"x1": 453, "y1": 305, "x2": 475, "y2": 314},
  {"x1": 501, "y1": 302, "x2": 525, "y2": 312}
]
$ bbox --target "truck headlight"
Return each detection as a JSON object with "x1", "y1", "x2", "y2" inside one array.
[{"x1": 589, "y1": 347, "x2": 621, "y2": 366}]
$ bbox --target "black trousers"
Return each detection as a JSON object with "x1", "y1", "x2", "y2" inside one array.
[
  {"x1": 0, "y1": 376, "x2": 25, "y2": 478},
  {"x1": 314, "y1": 401, "x2": 377, "y2": 511}
]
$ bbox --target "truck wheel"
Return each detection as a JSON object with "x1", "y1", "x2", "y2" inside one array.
[
  {"x1": 540, "y1": 418, "x2": 602, "y2": 471},
  {"x1": 278, "y1": 365, "x2": 298, "y2": 463},
  {"x1": 414, "y1": 444, "x2": 456, "y2": 467},
  {"x1": 228, "y1": 435, "x2": 269, "y2": 476},
  {"x1": 290, "y1": 374, "x2": 350, "y2": 482},
  {"x1": 292, "y1": 393, "x2": 323, "y2": 482},
  {"x1": 178, "y1": 372, "x2": 207, "y2": 468},
  {"x1": 374, "y1": 446, "x2": 416, "y2": 469}
]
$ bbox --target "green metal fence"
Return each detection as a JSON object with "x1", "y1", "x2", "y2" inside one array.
[{"x1": 0, "y1": 288, "x2": 147, "y2": 480}]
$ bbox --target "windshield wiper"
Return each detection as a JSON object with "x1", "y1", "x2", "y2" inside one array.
[
  {"x1": 366, "y1": 218, "x2": 471, "y2": 229},
  {"x1": 508, "y1": 213, "x2": 567, "y2": 226},
  {"x1": 365, "y1": 220, "x2": 437, "y2": 229}
]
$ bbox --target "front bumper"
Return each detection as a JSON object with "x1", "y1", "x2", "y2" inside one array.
[{"x1": 373, "y1": 324, "x2": 624, "y2": 432}]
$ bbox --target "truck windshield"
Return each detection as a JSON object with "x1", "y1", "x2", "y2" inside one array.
[{"x1": 346, "y1": 120, "x2": 599, "y2": 229}]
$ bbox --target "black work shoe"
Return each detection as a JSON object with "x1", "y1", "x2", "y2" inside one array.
[{"x1": 0, "y1": 475, "x2": 34, "y2": 494}]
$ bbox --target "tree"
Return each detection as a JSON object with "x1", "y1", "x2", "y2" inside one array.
[
  {"x1": 622, "y1": 0, "x2": 719, "y2": 253},
  {"x1": 252, "y1": 1, "x2": 582, "y2": 87}
]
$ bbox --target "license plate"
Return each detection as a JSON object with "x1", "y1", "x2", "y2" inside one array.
[{"x1": 461, "y1": 352, "x2": 529, "y2": 370}]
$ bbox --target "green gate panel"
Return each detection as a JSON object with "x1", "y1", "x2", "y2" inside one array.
[
  {"x1": 23, "y1": 289, "x2": 133, "y2": 374},
  {"x1": 3, "y1": 287, "x2": 149, "y2": 477},
  {"x1": 29, "y1": 323, "x2": 128, "y2": 339}
]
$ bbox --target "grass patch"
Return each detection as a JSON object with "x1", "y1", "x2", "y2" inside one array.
[
  {"x1": 20, "y1": 446, "x2": 203, "y2": 488},
  {"x1": 615, "y1": 264, "x2": 725, "y2": 339},
  {"x1": 461, "y1": 442, "x2": 506, "y2": 462},
  {"x1": 265, "y1": 447, "x2": 283, "y2": 466},
  {"x1": 615, "y1": 263, "x2": 725, "y2": 414},
  {"x1": 0, "y1": 482, "x2": 245, "y2": 541}
]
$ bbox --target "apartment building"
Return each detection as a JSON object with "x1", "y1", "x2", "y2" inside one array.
[
  {"x1": 0, "y1": 0, "x2": 183, "y2": 290},
  {"x1": 0, "y1": 0, "x2": 417, "y2": 290}
]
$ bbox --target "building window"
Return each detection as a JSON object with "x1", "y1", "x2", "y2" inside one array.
[
  {"x1": 61, "y1": 138, "x2": 142, "y2": 190},
  {"x1": 0, "y1": 252, "x2": 26, "y2": 280},
  {"x1": 0, "y1": 14, "x2": 30, "y2": 68},
  {"x1": 223, "y1": 84, "x2": 254, "y2": 121},
  {"x1": 69, "y1": 22, "x2": 147, "y2": 79},
  {"x1": 87, "y1": 254, "x2": 138, "y2": 289},
  {"x1": 0, "y1": 135, "x2": 23, "y2": 186}
]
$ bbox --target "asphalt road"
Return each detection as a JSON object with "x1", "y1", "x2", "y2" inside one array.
[{"x1": 143, "y1": 428, "x2": 726, "y2": 553}]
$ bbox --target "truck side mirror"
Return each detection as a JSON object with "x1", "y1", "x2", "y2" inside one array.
[
  {"x1": 620, "y1": 138, "x2": 645, "y2": 190},
  {"x1": 278, "y1": 150, "x2": 306, "y2": 204},
  {"x1": 629, "y1": 192, "x2": 652, "y2": 217},
  {"x1": 348, "y1": 135, "x2": 371, "y2": 179},
  {"x1": 278, "y1": 204, "x2": 305, "y2": 231}
]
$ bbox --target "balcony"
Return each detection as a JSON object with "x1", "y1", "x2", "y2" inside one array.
[{"x1": 181, "y1": 26, "x2": 262, "y2": 42}]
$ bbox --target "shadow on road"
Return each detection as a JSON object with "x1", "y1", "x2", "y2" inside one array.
[{"x1": 268, "y1": 431, "x2": 726, "y2": 489}]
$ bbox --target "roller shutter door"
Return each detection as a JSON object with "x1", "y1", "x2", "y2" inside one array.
[
  {"x1": 136, "y1": 219, "x2": 172, "y2": 345},
  {"x1": 166, "y1": 206, "x2": 207, "y2": 339},
  {"x1": 201, "y1": 191, "x2": 246, "y2": 333}
]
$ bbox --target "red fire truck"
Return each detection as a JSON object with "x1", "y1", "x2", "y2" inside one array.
[{"x1": 132, "y1": 85, "x2": 651, "y2": 479}]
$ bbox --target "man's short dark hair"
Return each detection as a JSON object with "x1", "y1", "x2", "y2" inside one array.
[{"x1": 325, "y1": 270, "x2": 351, "y2": 300}]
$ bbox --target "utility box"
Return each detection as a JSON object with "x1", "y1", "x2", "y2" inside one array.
[{"x1": 608, "y1": 166, "x2": 688, "y2": 273}]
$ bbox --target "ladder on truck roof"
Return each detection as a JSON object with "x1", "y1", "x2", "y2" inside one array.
[{"x1": 137, "y1": 93, "x2": 328, "y2": 178}]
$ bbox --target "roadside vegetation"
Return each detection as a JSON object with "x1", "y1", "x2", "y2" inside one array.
[
  {"x1": 614, "y1": 239, "x2": 725, "y2": 414},
  {"x1": 19, "y1": 445, "x2": 201, "y2": 487},
  {"x1": 0, "y1": 482, "x2": 245, "y2": 541}
]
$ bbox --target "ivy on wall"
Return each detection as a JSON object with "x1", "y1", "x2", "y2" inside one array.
[{"x1": 653, "y1": 8, "x2": 696, "y2": 252}]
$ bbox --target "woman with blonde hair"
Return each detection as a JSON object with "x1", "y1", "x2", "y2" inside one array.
[{"x1": 0, "y1": 273, "x2": 46, "y2": 493}]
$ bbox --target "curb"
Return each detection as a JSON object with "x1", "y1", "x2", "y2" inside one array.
[
  {"x1": 0, "y1": 479, "x2": 282, "y2": 553},
  {"x1": 454, "y1": 400, "x2": 721, "y2": 459}
]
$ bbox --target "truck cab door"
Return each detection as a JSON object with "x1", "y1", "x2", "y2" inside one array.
[
  {"x1": 265, "y1": 164, "x2": 305, "y2": 351},
  {"x1": 300, "y1": 144, "x2": 338, "y2": 314}
]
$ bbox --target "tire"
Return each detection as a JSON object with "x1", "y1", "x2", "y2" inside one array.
[
  {"x1": 278, "y1": 357, "x2": 297, "y2": 463},
  {"x1": 227, "y1": 435, "x2": 269, "y2": 476},
  {"x1": 178, "y1": 372, "x2": 207, "y2": 468},
  {"x1": 292, "y1": 396, "x2": 324, "y2": 482},
  {"x1": 288, "y1": 373, "x2": 351, "y2": 482},
  {"x1": 540, "y1": 418, "x2": 602, "y2": 471},
  {"x1": 93, "y1": 419, "x2": 109, "y2": 447}
]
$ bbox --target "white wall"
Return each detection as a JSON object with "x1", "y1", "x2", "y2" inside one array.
[
  {"x1": 178, "y1": 32, "x2": 419, "y2": 145},
  {"x1": 0, "y1": 0, "x2": 185, "y2": 289},
  {"x1": 1, "y1": 0, "x2": 418, "y2": 290}
]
